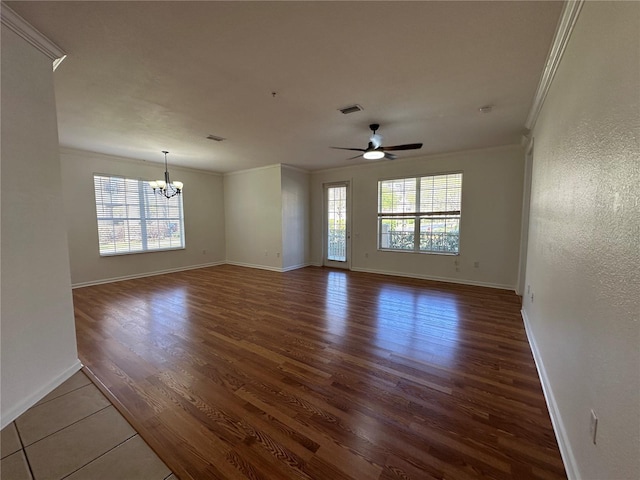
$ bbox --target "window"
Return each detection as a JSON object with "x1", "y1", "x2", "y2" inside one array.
[
  {"x1": 378, "y1": 173, "x2": 462, "y2": 254},
  {"x1": 93, "y1": 175, "x2": 185, "y2": 256}
]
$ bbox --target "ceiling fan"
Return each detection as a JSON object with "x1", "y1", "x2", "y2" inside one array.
[{"x1": 331, "y1": 124, "x2": 423, "y2": 160}]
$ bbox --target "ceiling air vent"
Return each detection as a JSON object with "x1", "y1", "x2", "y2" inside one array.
[
  {"x1": 206, "y1": 134, "x2": 225, "y2": 142},
  {"x1": 338, "y1": 104, "x2": 363, "y2": 115}
]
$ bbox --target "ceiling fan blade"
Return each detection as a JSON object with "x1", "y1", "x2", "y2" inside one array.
[
  {"x1": 331, "y1": 147, "x2": 366, "y2": 152},
  {"x1": 381, "y1": 143, "x2": 423, "y2": 151},
  {"x1": 347, "y1": 154, "x2": 363, "y2": 160},
  {"x1": 384, "y1": 153, "x2": 397, "y2": 160}
]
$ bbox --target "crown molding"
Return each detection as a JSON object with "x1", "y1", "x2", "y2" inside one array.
[
  {"x1": 1, "y1": 3, "x2": 66, "y2": 65},
  {"x1": 223, "y1": 163, "x2": 282, "y2": 177},
  {"x1": 524, "y1": 0, "x2": 584, "y2": 131},
  {"x1": 59, "y1": 147, "x2": 223, "y2": 176},
  {"x1": 281, "y1": 163, "x2": 310, "y2": 174}
]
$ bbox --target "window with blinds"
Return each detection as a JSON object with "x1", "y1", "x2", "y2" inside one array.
[
  {"x1": 378, "y1": 173, "x2": 462, "y2": 254},
  {"x1": 93, "y1": 175, "x2": 185, "y2": 256}
]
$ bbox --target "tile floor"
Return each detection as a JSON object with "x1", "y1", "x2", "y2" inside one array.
[{"x1": 1, "y1": 370, "x2": 176, "y2": 480}]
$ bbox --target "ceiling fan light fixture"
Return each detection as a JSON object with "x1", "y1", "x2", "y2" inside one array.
[
  {"x1": 332, "y1": 123, "x2": 422, "y2": 161},
  {"x1": 363, "y1": 150, "x2": 385, "y2": 160}
]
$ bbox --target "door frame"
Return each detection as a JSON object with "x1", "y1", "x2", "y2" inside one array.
[{"x1": 323, "y1": 181, "x2": 351, "y2": 270}]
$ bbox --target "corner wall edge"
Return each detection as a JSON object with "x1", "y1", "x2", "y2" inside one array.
[
  {"x1": 524, "y1": 0, "x2": 585, "y2": 130},
  {"x1": 1, "y1": 3, "x2": 66, "y2": 61}
]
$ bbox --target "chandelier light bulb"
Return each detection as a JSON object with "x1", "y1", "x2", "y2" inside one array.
[{"x1": 150, "y1": 151, "x2": 183, "y2": 198}]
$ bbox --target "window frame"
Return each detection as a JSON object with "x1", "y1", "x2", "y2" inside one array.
[
  {"x1": 93, "y1": 173, "x2": 185, "y2": 257},
  {"x1": 377, "y1": 172, "x2": 462, "y2": 255}
]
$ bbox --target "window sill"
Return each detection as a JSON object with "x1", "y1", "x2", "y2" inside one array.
[
  {"x1": 99, "y1": 246, "x2": 186, "y2": 257},
  {"x1": 377, "y1": 248, "x2": 459, "y2": 256}
]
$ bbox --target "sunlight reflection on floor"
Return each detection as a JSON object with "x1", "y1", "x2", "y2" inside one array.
[
  {"x1": 324, "y1": 271, "x2": 348, "y2": 338},
  {"x1": 375, "y1": 286, "x2": 460, "y2": 366}
]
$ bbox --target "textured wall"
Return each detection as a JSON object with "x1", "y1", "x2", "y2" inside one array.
[
  {"x1": 1, "y1": 28, "x2": 80, "y2": 426},
  {"x1": 281, "y1": 166, "x2": 310, "y2": 270},
  {"x1": 523, "y1": 2, "x2": 639, "y2": 478},
  {"x1": 224, "y1": 165, "x2": 283, "y2": 270}
]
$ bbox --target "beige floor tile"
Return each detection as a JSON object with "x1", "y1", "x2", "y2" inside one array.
[
  {"x1": 1, "y1": 450, "x2": 33, "y2": 480},
  {"x1": 25, "y1": 406, "x2": 136, "y2": 480},
  {"x1": 16, "y1": 384, "x2": 110, "y2": 446},
  {"x1": 34, "y1": 371, "x2": 91, "y2": 407},
  {"x1": 163, "y1": 475, "x2": 177, "y2": 480},
  {"x1": 64, "y1": 435, "x2": 171, "y2": 480},
  {"x1": 1, "y1": 422, "x2": 22, "y2": 459}
]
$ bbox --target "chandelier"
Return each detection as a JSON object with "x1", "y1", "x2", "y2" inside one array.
[{"x1": 149, "y1": 151, "x2": 183, "y2": 199}]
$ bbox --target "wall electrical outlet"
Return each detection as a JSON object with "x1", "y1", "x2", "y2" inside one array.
[{"x1": 590, "y1": 409, "x2": 598, "y2": 444}]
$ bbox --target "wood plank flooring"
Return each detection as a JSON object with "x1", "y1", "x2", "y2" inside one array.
[{"x1": 72, "y1": 265, "x2": 566, "y2": 480}]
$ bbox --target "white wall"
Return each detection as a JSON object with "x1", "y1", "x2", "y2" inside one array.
[
  {"x1": 60, "y1": 148, "x2": 226, "y2": 286},
  {"x1": 1, "y1": 27, "x2": 80, "y2": 427},
  {"x1": 310, "y1": 145, "x2": 525, "y2": 289},
  {"x1": 281, "y1": 165, "x2": 310, "y2": 271},
  {"x1": 523, "y1": 2, "x2": 639, "y2": 479},
  {"x1": 224, "y1": 165, "x2": 283, "y2": 270}
]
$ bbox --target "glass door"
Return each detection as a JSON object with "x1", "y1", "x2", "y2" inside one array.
[{"x1": 324, "y1": 182, "x2": 350, "y2": 269}]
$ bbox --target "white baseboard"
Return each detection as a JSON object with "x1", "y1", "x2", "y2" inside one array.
[
  {"x1": 351, "y1": 266, "x2": 515, "y2": 291},
  {"x1": 226, "y1": 260, "x2": 310, "y2": 273},
  {"x1": 282, "y1": 262, "x2": 312, "y2": 272},
  {"x1": 71, "y1": 261, "x2": 225, "y2": 288},
  {"x1": 1, "y1": 359, "x2": 83, "y2": 429},
  {"x1": 521, "y1": 308, "x2": 579, "y2": 480},
  {"x1": 225, "y1": 260, "x2": 284, "y2": 272}
]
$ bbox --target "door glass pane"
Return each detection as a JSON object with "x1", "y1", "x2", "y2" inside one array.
[{"x1": 327, "y1": 186, "x2": 347, "y2": 261}]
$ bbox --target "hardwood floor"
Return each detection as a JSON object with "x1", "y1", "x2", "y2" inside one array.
[{"x1": 72, "y1": 265, "x2": 566, "y2": 480}]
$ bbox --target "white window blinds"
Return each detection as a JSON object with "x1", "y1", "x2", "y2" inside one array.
[
  {"x1": 93, "y1": 175, "x2": 185, "y2": 256},
  {"x1": 378, "y1": 173, "x2": 462, "y2": 254}
]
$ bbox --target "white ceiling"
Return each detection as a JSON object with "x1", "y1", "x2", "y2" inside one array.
[{"x1": 8, "y1": 1, "x2": 563, "y2": 173}]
